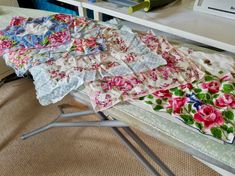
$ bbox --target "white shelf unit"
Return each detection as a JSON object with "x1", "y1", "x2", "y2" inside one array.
[{"x1": 57, "y1": 0, "x2": 235, "y2": 53}]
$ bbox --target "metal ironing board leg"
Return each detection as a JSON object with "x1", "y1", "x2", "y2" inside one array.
[
  {"x1": 96, "y1": 112, "x2": 160, "y2": 176},
  {"x1": 123, "y1": 128, "x2": 175, "y2": 176},
  {"x1": 110, "y1": 126, "x2": 161, "y2": 176},
  {"x1": 97, "y1": 112, "x2": 175, "y2": 176},
  {"x1": 60, "y1": 110, "x2": 95, "y2": 118},
  {"x1": 21, "y1": 119, "x2": 128, "y2": 140},
  {"x1": 21, "y1": 120, "x2": 128, "y2": 139},
  {"x1": 21, "y1": 106, "x2": 175, "y2": 176}
]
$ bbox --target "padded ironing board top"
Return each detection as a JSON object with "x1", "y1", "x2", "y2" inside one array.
[
  {"x1": 0, "y1": 5, "x2": 234, "y2": 174},
  {"x1": 71, "y1": 90, "x2": 235, "y2": 174}
]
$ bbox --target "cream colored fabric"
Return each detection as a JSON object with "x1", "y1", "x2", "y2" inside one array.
[{"x1": 0, "y1": 79, "x2": 218, "y2": 176}]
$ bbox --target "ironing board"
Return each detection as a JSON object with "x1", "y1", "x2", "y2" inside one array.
[{"x1": 0, "y1": 5, "x2": 235, "y2": 176}]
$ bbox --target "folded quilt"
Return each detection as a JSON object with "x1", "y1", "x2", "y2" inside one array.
[{"x1": 138, "y1": 47, "x2": 235, "y2": 143}]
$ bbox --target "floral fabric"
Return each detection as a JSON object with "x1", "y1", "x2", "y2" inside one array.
[
  {"x1": 140, "y1": 72, "x2": 235, "y2": 143},
  {"x1": 86, "y1": 32, "x2": 204, "y2": 111},
  {"x1": 2, "y1": 15, "x2": 233, "y2": 144},
  {"x1": 137, "y1": 44, "x2": 235, "y2": 143},
  {"x1": 3, "y1": 43, "x2": 71, "y2": 76},
  {"x1": 178, "y1": 46, "x2": 235, "y2": 77},
  {"x1": 1, "y1": 14, "x2": 106, "y2": 76},
  {"x1": 0, "y1": 15, "x2": 71, "y2": 53},
  {"x1": 29, "y1": 28, "x2": 167, "y2": 105}
]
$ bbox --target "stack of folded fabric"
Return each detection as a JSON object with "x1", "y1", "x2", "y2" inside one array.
[
  {"x1": 136, "y1": 42, "x2": 235, "y2": 144},
  {"x1": 0, "y1": 14, "x2": 234, "y2": 143}
]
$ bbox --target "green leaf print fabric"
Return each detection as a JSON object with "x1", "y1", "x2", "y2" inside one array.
[{"x1": 140, "y1": 59, "x2": 235, "y2": 143}]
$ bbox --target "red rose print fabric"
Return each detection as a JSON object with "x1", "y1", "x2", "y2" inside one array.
[
  {"x1": 1, "y1": 14, "x2": 106, "y2": 76},
  {"x1": 193, "y1": 105, "x2": 224, "y2": 129},
  {"x1": 2, "y1": 15, "x2": 234, "y2": 144},
  {"x1": 86, "y1": 32, "x2": 204, "y2": 111},
  {"x1": 28, "y1": 22, "x2": 167, "y2": 105},
  {"x1": 140, "y1": 71, "x2": 235, "y2": 143},
  {"x1": 138, "y1": 43, "x2": 235, "y2": 143},
  {"x1": 0, "y1": 15, "x2": 71, "y2": 54}
]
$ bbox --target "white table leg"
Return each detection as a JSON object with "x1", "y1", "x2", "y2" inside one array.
[
  {"x1": 78, "y1": 6, "x2": 87, "y2": 17},
  {"x1": 93, "y1": 11, "x2": 102, "y2": 21}
]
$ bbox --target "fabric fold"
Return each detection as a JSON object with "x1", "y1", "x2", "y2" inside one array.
[
  {"x1": 138, "y1": 46, "x2": 235, "y2": 144},
  {"x1": 86, "y1": 32, "x2": 204, "y2": 111},
  {"x1": 1, "y1": 14, "x2": 234, "y2": 144},
  {"x1": 1, "y1": 14, "x2": 107, "y2": 76},
  {"x1": 29, "y1": 24, "x2": 167, "y2": 106}
]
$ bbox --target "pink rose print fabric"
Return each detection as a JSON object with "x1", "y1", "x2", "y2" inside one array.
[
  {"x1": 193, "y1": 105, "x2": 224, "y2": 129},
  {"x1": 3, "y1": 43, "x2": 71, "y2": 76},
  {"x1": 215, "y1": 94, "x2": 235, "y2": 108},
  {"x1": 1, "y1": 14, "x2": 106, "y2": 76},
  {"x1": 2, "y1": 15, "x2": 234, "y2": 144},
  {"x1": 29, "y1": 28, "x2": 167, "y2": 105},
  {"x1": 0, "y1": 15, "x2": 71, "y2": 54},
  {"x1": 140, "y1": 72, "x2": 235, "y2": 143},
  {"x1": 87, "y1": 32, "x2": 204, "y2": 111}
]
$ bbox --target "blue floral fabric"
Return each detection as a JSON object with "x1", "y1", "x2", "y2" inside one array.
[
  {"x1": 0, "y1": 14, "x2": 107, "y2": 76},
  {"x1": 0, "y1": 14, "x2": 72, "y2": 54}
]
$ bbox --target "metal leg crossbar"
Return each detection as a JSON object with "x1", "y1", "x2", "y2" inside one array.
[{"x1": 21, "y1": 105, "x2": 175, "y2": 176}]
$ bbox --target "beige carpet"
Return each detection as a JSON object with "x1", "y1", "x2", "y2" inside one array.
[{"x1": 0, "y1": 79, "x2": 219, "y2": 176}]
